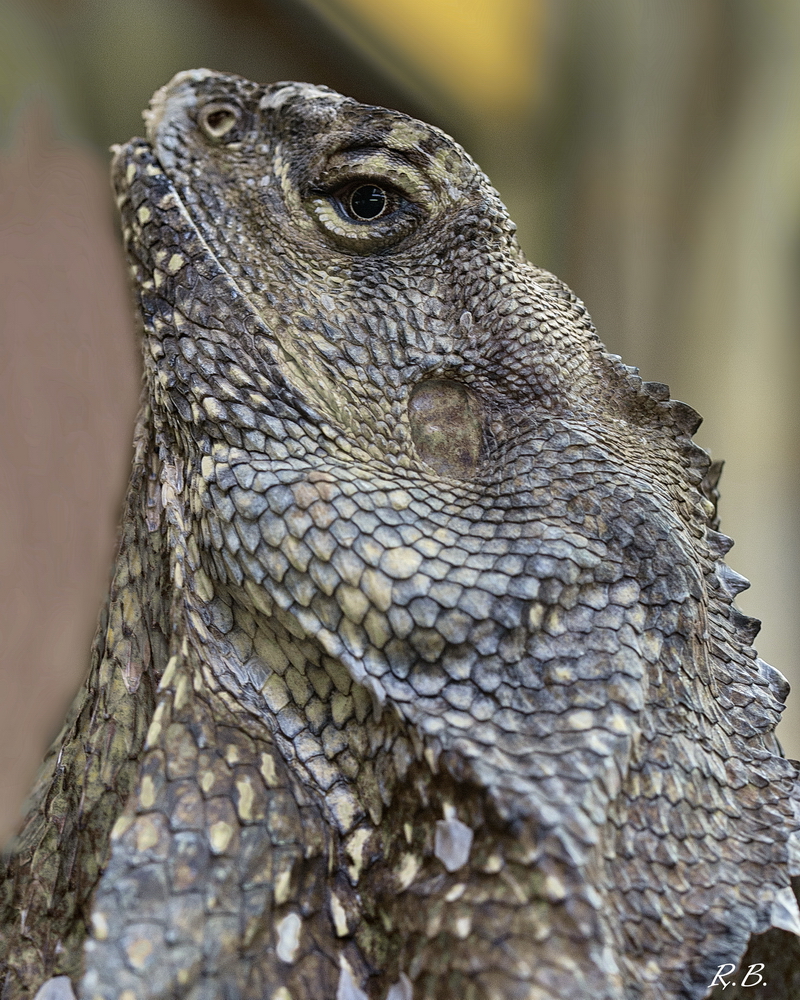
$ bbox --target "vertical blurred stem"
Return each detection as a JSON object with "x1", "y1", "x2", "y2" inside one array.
[{"x1": 677, "y1": 4, "x2": 800, "y2": 755}]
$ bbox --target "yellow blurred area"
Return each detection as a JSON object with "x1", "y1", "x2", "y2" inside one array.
[{"x1": 307, "y1": 0, "x2": 542, "y2": 115}]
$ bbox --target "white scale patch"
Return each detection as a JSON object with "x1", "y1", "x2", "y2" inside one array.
[
  {"x1": 337, "y1": 962, "x2": 369, "y2": 1000},
  {"x1": 434, "y1": 805, "x2": 474, "y2": 873},
  {"x1": 260, "y1": 83, "x2": 344, "y2": 112},
  {"x1": 32, "y1": 978, "x2": 77, "y2": 1000},
  {"x1": 770, "y1": 885, "x2": 800, "y2": 937},
  {"x1": 275, "y1": 911, "x2": 302, "y2": 963},
  {"x1": 385, "y1": 972, "x2": 414, "y2": 1000}
]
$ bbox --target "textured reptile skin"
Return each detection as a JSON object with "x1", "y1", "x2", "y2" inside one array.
[{"x1": 2, "y1": 69, "x2": 800, "y2": 1000}]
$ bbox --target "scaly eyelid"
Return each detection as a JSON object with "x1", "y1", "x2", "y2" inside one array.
[{"x1": 312, "y1": 146, "x2": 436, "y2": 209}]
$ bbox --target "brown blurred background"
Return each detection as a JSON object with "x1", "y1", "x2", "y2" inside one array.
[{"x1": 1, "y1": 0, "x2": 798, "y2": 846}]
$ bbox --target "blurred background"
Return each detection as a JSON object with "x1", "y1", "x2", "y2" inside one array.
[{"x1": 1, "y1": 0, "x2": 799, "y2": 845}]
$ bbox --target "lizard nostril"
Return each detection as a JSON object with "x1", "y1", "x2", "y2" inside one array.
[
  {"x1": 408, "y1": 379, "x2": 484, "y2": 479},
  {"x1": 198, "y1": 102, "x2": 240, "y2": 140}
]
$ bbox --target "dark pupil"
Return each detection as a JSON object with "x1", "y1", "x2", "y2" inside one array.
[{"x1": 348, "y1": 184, "x2": 387, "y2": 220}]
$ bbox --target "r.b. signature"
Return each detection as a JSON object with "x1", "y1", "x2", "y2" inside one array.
[{"x1": 708, "y1": 964, "x2": 767, "y2": 989}]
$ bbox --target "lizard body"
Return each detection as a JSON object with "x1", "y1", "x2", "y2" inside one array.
[{"x1": 1, "y1": 69, "x2": 799, "y2": 1000}]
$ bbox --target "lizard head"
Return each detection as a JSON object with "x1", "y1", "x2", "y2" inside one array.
[
  {"x1": 108, "y1": 70, "x2": 798, "y2": 999},
  {"x1": 120, "y1": 67, "x2": 625, "y2": 473}
]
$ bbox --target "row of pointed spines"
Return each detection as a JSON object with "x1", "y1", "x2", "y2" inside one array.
[
  {"x1": 602, "y1": 354, "x2": 793, "y2": 725},
  {"x1": 697, "y1": 512, "x2": 793, "y2": 743}
]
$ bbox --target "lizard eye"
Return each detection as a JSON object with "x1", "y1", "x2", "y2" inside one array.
[
  {"x1": 199, "y1": 102, "x2": 240, "y2": 140},
  {"x1": 335, "y1": 181, "x2": 402, "y2": 223},
  {"x1": 307, "y1": 171, "x2": 424, "y2": 250},
  {"x1": 344, "y1": 184, "x2": 389, "y2": 221}
]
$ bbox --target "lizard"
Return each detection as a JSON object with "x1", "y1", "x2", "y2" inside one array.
[{"x1": 1, "y1": 67, "x2": 800, "y2": 1000}]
